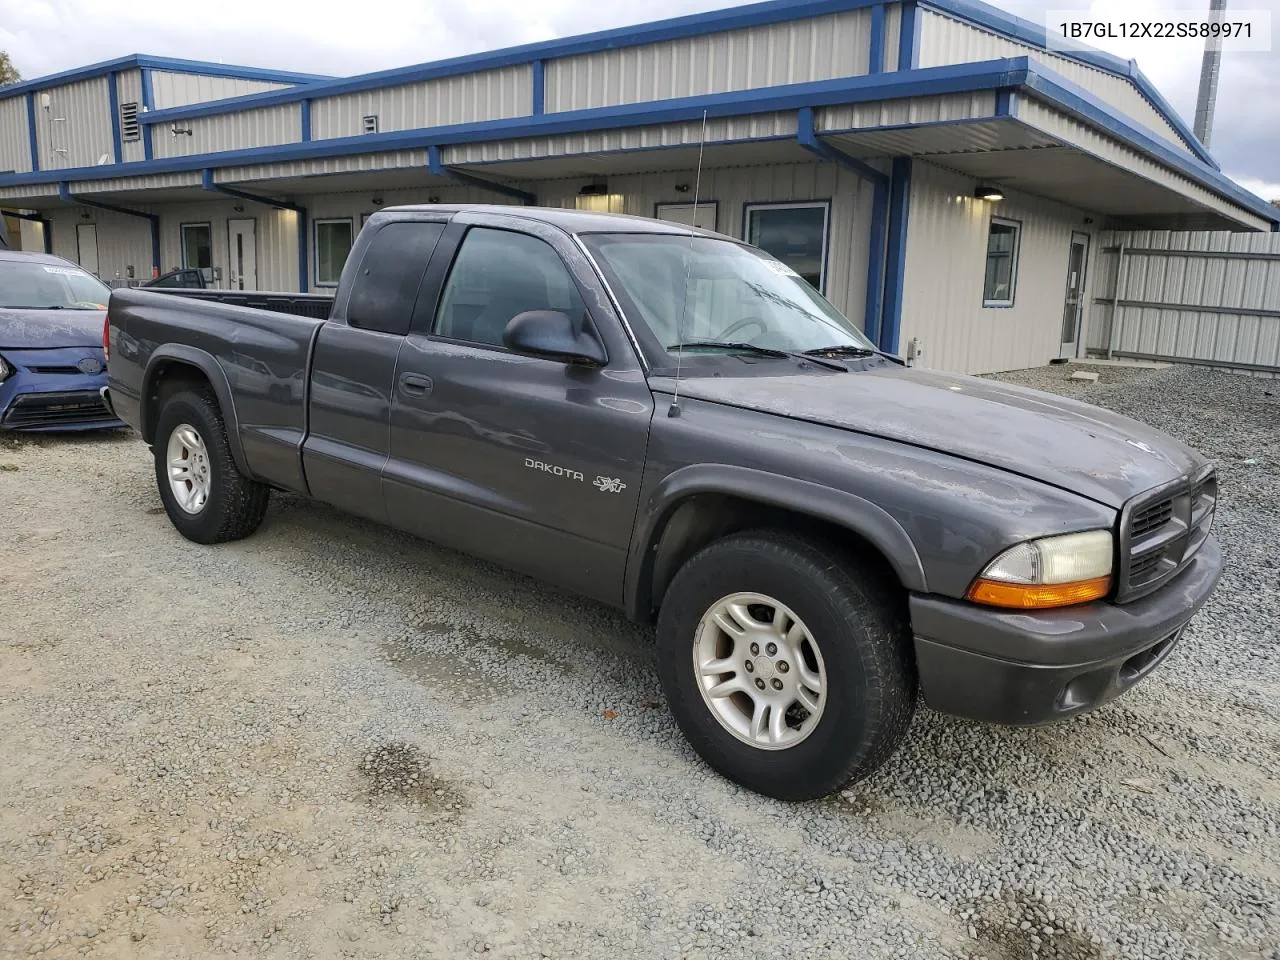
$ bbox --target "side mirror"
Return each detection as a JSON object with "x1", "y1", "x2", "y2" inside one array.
[{"x1": 503, "y1": 310, "x2": 607, "y2": 367}]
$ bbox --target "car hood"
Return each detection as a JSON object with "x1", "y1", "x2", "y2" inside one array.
[
  {"x1": 657, "y1": 365, "x2": 1205, "y2": 508},
  {"x1": 0, "y1": 308, "x2": 106, "y2": 349}
]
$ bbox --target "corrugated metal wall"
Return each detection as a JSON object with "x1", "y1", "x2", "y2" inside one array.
[
  {"x1": 116, "y1": 70, "x2": 146, "y2": 163},
  {"x1": 535, "y1": 160, "x2": 874, "y2": 329},
  {"x1": 1087, "y1": 230, "x2": 1280, "y2": 375},
  {"x1": 821, "y1": 91, "x2": 997, "y2": 130},
  {"x1": 545, "y1": 8, "x2": 877, "y2": 112},
  {"x1": 49, "y1": 207, "x2": 152, "y2": 281},
  {"x1": 153, "y1": 103, "x2": 302, "y2": 158},
  {"x1": 311, "y1": 67, "x2": 531, "y2": 140},
  {"x1": 900, "y1": 161, "x2": 1098, "y2": 374},
  {"x1": 149, "y1": 73, "x2": 292, "y2": 110},
  {"x1": 446, "y1": 114, "x2": 796, "y2": 164},
  {"x1": 915, "y1": 10, "x2": 1194, "y2": 157},
  {"x1": 32, "y1": 77, "x2": 114, "y2": 170},
  {"x1": 0, "y1": 97, "x2": 31, "y2": 174}
]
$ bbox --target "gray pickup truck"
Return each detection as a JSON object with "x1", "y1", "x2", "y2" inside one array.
[{"x1": 105, "y1": 205, "x2": 1221, "y2": 801}]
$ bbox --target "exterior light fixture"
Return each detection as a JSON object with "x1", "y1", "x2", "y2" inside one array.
[
  {"x1": 371, "y1": 197, "x2": 384, "y2": 206},
  {"x1": 974, "y1": 185, "x2": 1005, "y2": 201}
]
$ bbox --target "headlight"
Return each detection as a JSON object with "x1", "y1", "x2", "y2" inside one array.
[
  {"x1": 0, "y1": 354, "x2": 10, "y2": 382},
  {"x1": 967, "y1": 530, "x2": 1113, "y2": 609}
]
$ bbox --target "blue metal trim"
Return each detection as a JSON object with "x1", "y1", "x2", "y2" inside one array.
[
  {"x1": 532, "y1": 60, "x2": 545, "y2": 116},
  {"x1": 58, "y1": 182, "x2": 161, "y2": 274},
  {"x1": 25, "y1": 93, "x2": 39, "y2": 173},
  {"x1": 0, "y1": 207, "x2": 55, "y2": 253},
  {"x1": 881, "y1": 157, "x2": 911, "y2": 354},
  {"x1": 108, "y1": 72, "x2": 123, "y2": 164},
  {"x1": 898, "y1": 1, "x2": 922, "y2": 70},
  {"x1": 1125, "y1": 61, "x2": 1216, "y2": 168},
  {"x1": 0, "y1": 54, "x2": 329, "y2": 98},
  {"x1": 200, "y1": 169, "x2": 302, "y2": 211},
  {"x1": 140, "y1": 68, "x2": 155, "y2": 162},
  {"x1": 300, "y1": 99, "x2": 312, "y2": 142},
  {"x1": 427, "y1": 145, "x2": 537, "y2": 204},
  {"x1": 995, "y1": 88, "x2": 1013, "y2": 116},
  {"x1": 868, "y1": 4, "x2": 886, "y2": 74},
  {"x1": 796, "y1": 107, "x2": 888, "y2": 186},
  {"x1": 865, "y1": 179, "x2": 888, "y2": 345}
]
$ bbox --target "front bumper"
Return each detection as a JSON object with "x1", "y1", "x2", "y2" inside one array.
[
  {"x1": 0, "y1": 347, "x2": 125, "y2": 433},
  {"x1": 910, "y1": 537, "x2": 1222, "y2": 725}
]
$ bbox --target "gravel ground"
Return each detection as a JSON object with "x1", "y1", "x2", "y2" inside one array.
[{"x1": 1, "y1": 363, "x2": 1277, "y2": 960}]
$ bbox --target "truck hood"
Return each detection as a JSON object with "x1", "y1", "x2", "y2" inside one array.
[
  {"x1": 658, "y1": 365, "x2": 1204, "y2": 508},
  {"x1": 0, "y1": 308, "x2": 106, "y2": 350}
]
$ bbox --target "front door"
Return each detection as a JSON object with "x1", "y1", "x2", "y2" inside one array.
[
  {"x1": 1060, "y1": 232, "x2": 1090, "y2": 358},
  {"x1": 76, "y1": 223, "x2": 99, "y2": 276},
  {"x1": 385, "y1": 219, "x2": 655, "y2": 606},
  {"x1": 227, "y1": 219, "x2": 257, "y2": 291}
]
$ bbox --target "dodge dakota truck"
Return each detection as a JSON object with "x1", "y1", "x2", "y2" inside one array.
[{"x1": 104, "y1": 205, "x2": 1221, "y2": 801}]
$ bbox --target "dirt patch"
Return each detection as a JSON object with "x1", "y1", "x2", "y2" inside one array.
[
  {"x1": 358, "y1": 742, "x2": 468, "y2": 814},
  {"x1": 969, "y1": 893, "x2": 1103, "y2": 960}
]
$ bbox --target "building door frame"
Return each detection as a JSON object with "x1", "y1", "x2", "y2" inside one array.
[
  {"x1": 1060, "y1": 231, "x2": 1090, "y2": 358},
  {"x1": 227, "y1": 218, "x2": 258, "y2": 291},
  {"x1": 76, "y1": 222, "x2": 100, "y2": 276}
]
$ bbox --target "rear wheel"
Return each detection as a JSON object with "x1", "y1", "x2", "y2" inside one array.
[
  {"x1": 153, "y1": 388, "x2": 269, "y2": 544},
  {"x1": 656, "y1": 531, "x2": 916, "y2": 801}
]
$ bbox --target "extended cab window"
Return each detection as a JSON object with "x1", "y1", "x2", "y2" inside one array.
[
  {"x1": 345, "y1": 222, "x2": 445, "y2": 335},
  {"x1": 434, "y1": 228, "x2": 585, "y2": 348}
]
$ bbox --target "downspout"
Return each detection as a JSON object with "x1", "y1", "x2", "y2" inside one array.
[
  {"x1": 58, "y1": 183, "x2": 160, "y2": 278},
  {"x1": 427, "y1": 146, "x2": 536, "y2": 205}
]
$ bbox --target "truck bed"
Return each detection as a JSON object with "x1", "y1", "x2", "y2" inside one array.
[
  {"x1": 152, "y1": 287, "x2": 334, "y2": 320},
  {"x1": 106, "y1": 287, "x2": 325, "y2": 494}
]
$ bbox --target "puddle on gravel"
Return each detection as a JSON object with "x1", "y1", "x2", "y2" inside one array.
[{"x1": 358, "y1": 741, "x2": 468, "y2": 812}]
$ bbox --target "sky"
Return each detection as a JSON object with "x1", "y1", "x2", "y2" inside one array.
[{"x1": 1, "y1": 0, "x2": 1277, "y2": 200}]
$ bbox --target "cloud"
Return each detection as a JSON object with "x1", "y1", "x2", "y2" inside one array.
[{"x1": 1, "y1": 0, "x2": 1275, "y2": 195}]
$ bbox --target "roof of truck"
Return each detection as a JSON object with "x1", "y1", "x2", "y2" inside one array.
[{"x1": 382, "y1": 204, "x2": 731, "y2": 240}]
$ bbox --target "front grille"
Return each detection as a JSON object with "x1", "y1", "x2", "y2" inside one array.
[
  {"x1": 27, "y1": 365, "x2": 88, "y2": 375},
  {"x1": 1118, "y1": 468, "x2": 1217, "y2": 602},
  {"x1": 2, "y1": 390, "x2": 116, "y2": 429}
]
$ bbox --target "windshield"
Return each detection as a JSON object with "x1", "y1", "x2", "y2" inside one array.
[
  {"x1": 0, "y1": 260, "x2": 111, "y2": 310},
  {"x1": 581, "y1": 233, "x2": 874, "y2": 357}
]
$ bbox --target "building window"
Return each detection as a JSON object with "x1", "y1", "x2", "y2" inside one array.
[
  {"x1": 362, "y1": 115, "x2": 379, "y2": 134},
  {"x1": 655, "y1": 201, "x2": 718, "y2": 232},
  {"x1": 744, "y1": 201, "x2": 829, "y2": 292},
  {"x1": 983, "y1": 217, "x2": 1021, "y2": 307},
  {"x1": 180, "y1": 223, "x2": 212, "y2": 281},
  {"x1": 120, "y1": 102, "x2": 140, "y2": 142},
  {"x1": 314, "y1": 218, "x2": 354, "y2": 287}
]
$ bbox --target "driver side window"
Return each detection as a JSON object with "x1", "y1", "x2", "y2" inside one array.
[{"x1": 434, "y1": 228, "x2": 585, "y2": 348}]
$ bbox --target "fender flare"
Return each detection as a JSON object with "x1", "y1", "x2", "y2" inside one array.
[
  {"x1": 624, "y1": 463, "x2": 928, "y2": 620},
  {"x1": 140, "y1": 345, "x2": 254, "y2": 479}
]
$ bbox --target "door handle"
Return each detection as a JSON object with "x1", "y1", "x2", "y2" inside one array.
[{"x1": 399, "y1": 372, "x2": 433, "y2": 396}]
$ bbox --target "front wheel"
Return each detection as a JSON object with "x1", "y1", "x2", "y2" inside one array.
[
  {"x1": 153, "y1": 388, "x2": 270, "y2": 544},
  {"x1": 656, "y1": 531, "x2": 916, "y2": 801}
]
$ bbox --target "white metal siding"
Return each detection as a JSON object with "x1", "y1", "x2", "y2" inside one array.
[
  {"x1": 153, "y1": 103, "x2": 301, "y2": 158},
  {"x1": 883, "y1": 3, "x2": 902, "y2": 72},
  {"x1": 545, "y1": 9, "x2": 875, "y2": 112},
  {"x1": 446, "y1": 114, "x2": 797, "y2": 165},
  {"x1": 820, "y1": 91, "x2": 997, "y2": 130},
  {"x1": 1018, "y1": 99, "x2": 1273, "y2": 232},
  {"x1": 47, "y1": 207, "x2": 152, "y2": 282},
  {"x1": 536, "y1": 161, "x2": 874, "y2": 329},
  {"x1": 117, "y1": 69, "x2": 146, "y2": 163},
  {"x1": 68, "y1": 172, "x2": 204, "y2": 193},
  {"x1": 311, "y1": 66, "x2": 531, "y2": 140},
  {"x1": 149, "y1": 73, "x2": 292, "y2": 110},
  {"x1": 900, "y1": 160, "x2": 1098, "y2": 375},
  {"x1": 32, "y1": 77, "x2": 115, "y2": 170},
  {"x1": 916, "y1": 10, "x2": 1195, "y2": 157},
  {"x1": 158, "y1": 202, "x2": 300, "y2": 291},
  {"x1": 1087, "y1": 230, "x2": 1280, "y2": 373},
  {"x1": 0, "y1": 96, "x2": 31, "y2": 174},
  {"x1": 219, "y1": 150, "x2": 428, "y2": 184}
]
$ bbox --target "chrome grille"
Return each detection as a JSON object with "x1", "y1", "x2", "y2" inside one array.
[{"x1": 1118, "y1": 468, "x2": 1217, "y2": 602}]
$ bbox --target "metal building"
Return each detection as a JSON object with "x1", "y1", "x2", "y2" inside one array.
[{"x1": 2, "y1": 0, "x2": 1276, "y2": 375}]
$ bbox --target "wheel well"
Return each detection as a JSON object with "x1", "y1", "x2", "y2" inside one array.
[
  {"x1": 641, "y1": 494, "x2": 907, "y2": 623},
  {"x1": 142, "y1": 360, "x2": 212, "y2": 445}
]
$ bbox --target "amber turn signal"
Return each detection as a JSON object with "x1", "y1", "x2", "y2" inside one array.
[{"x1": 967, "y1": 576, "x2": 1111, "y2": 609}]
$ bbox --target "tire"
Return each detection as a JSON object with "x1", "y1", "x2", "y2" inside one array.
[
  {"x1": 153, "y1": 388, "x2": 270, "y2": 544},
  {"x1": 656, "y1": 531, "x2": 916, "y2": 801}
]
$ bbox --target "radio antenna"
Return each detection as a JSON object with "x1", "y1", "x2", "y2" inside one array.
[{"x1": 669, "y1": 108, "x2": 708, "y2": 419}]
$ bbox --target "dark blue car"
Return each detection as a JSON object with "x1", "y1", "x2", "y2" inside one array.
[{"x1": 0, "y1": 250, "x2": 124, "y2": 432}]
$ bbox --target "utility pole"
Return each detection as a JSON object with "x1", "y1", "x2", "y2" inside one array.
[{"x1": 1193, "y1": 0, "x2": 1227, "y2": 146}]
